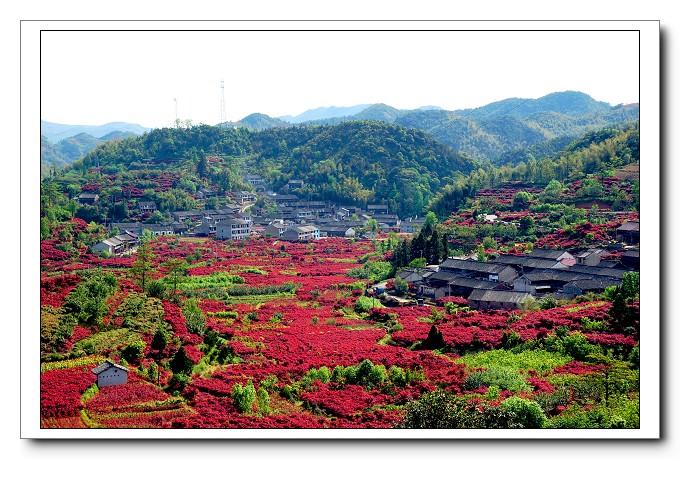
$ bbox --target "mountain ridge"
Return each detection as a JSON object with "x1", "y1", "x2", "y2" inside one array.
[{"x1": 41, "y1": 119, "x2": 151, "y2": 143}]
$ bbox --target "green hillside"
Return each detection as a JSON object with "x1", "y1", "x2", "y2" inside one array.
[{"x1": 62, "y1": 121, "x2": 475, "y2": 218}]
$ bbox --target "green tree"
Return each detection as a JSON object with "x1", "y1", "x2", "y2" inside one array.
[
  {"x1": 512, "y1": 191, "x2": 533, "y2": 210},
  {"x1": 131, "y1": 239, "x2": 154, "y2": 290},
  {"x1": 232, "y1": 381, "x2": 257, "y2": 414},
  {"x1": 499, "y1": 396, "x2": 547, "y2": 428},
  {"x1": 163, "y1": 258, "x2": 188, "y2": 297},
  {"x1": 256, "y1": 387, "x2": 270, "y2": 415},
  {"x1": 409, "y1": 231, "x2": 426, "y2": 260},
  {"x1": 540, "y1": 179, "x2": 563, "y2": 203},
  {"x1": 393, "y1": 276, "x2": 408, "y2": 294},
  {"x1": 151, "y1": 326, "x2": 168, "y2": 352},
  {"x1": 621, "y1": 271, "x2": 640, "y2": 300},
  {"x1": 169, "y1": 346, "x2": 194, "y2": 375},
  {"x1": 519, "y1": 215, "x2": 536, "y2": 235},
  {"x1": 183, "y1": 298, "x2": 207, "y2": 336},
  {"x1": 121, "y1": 339, "x2": 146, "y2": 363}
]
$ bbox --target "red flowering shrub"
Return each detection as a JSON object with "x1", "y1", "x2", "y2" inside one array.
[{"x1": 41, "y1": 367, "x2": 93, "y2": 418}]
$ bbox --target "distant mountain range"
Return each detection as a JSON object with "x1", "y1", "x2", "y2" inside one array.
[
  {"x1": 274, "y1": 91, "x2": 639, "y2": 162},
  {"x1": 278, "y1": 104, "x2": 373, "y2": 123},
  {"x1": 40, "y1": 121, "x2": 148, "y2": 177},
  {"x1": 41, "y1": 91, "x2": 639, "y2": 171},
  {"x1": 41, "y1": 120, "x2": 151, "y2": 143}
]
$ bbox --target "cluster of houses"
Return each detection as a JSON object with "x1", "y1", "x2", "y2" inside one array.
[
  {"x1": 90, "y1": 172, "x2": 433, "y2": 255},
  {"x1": 395, "y1": 243, "x2": 640, "y2": 310}
]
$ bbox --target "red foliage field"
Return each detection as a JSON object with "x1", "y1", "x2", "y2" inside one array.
[{"x1": 40, "y1": 235, "x2": 640, "y2": 430}]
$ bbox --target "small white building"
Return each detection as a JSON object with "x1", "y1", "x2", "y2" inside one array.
[{"x1": 91, "y1": 360, "x2": 129, "y2": 387}]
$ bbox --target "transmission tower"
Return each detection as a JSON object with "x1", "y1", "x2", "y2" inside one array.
[
  {"x1": 220, "y1": 79, "x2": 227, "y2": 125},
  {"x1": 174, "y1": 98, "x2": 178, "y2": 127}
]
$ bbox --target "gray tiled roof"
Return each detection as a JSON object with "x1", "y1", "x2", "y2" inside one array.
[
  {"x1": 527, "y1": 248, "x2": 571, "y2": 260},
  {"x1": 91, "y1": 360, "x2": 129, "y2": 375},
  {"x1": 468, "y1": 289, "x2": 532, "y2": 303},
  {"x1": 439, "y1": 258, "x2": 513, "y2": 274}
]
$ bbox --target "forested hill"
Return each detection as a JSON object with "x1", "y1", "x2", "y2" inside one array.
[
  {"x1": 71, "y1": 121, "x2": 475, "y2": 218},
  {"x1": 250, "y1": 121, "x2": 475, "y2": 215},
  {"x1": 425, "y1": 122, "x2": 640, "y2": 219},
  {"x1": 296, "y1": 92, "x2": 639, "y2": 163}
]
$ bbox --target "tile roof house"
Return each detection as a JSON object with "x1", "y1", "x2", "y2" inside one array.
[
  {"x1": 264, "y1": 220, "x2": 288, "y2": 238},
  {"x1": 620, "y1": 250, "x2": 640, "y2": 270},
  {"x1": 438, "y1": 258, "x2": 518, "y2": 284},
  {"x1": 91, "y1": 233, "x2": 140, "y2": 256},
  {"x1": 493, "y1": 255, "x2": 568, "y2": 271},
  {"x1": 575, "y1": 248, "x2": 606, "y2": 266},
  {"x1": 467, "y1": 290, "x2": 534, "y2": 311},
  {"x1": 562, "y1": 278, "x2": 622, "y2": 297},
  {"x1": 616, "y1": 221, "x2": 640, "y2": 244},
  {"x1": 434, "y1": 276, "x2": 506, "y2": 300},
  {"x1": 137, "y1": 201, "x2": 157, "y2": 213},
  {"x1": 76, "y1": 192, "x2": 100, "y2": 204},
  {"x1": 513, "y1": 269, "x2": 592, "y2": 295},
  {"x1": 281, "y1": 225, "x2": 321, "y2": 242},
  {"x1": 527, "y1": 248, "x2": 576, "y2": 265},
  {"x1": 91, "y1": 360, "x2": 129, "y2": 387}
]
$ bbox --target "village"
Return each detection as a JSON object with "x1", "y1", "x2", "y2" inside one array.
[
  {"x1": 81, "y1": 173, "x2": 641, "y2": 314},
  {"x1": 86, "y1": 172, "x2": 426, "y2": 253}
]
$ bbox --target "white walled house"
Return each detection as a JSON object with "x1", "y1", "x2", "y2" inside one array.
[
  {"x1": 281, "y1": 224, "x2": 320, "y2": 242},
  {"x1": 91, "y1": 360, "x2": 129, "y2": 387},
  {"x1": 216, "y1": 218, "x2": 252, "y2": 240}
]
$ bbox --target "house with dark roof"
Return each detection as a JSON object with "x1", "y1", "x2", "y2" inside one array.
[
  {"x1": 438, "y1": 258, "x2": 518, "y2": 284},
  {"x1": 318, "y1": 225, "x2": 356, "y2": 238},
  {"x1": 513, "y1": 268, "x2": 591, "y2": 295},
  {"x1": 367, "y1": 204, "x2": 389, "y2": 215},
  {"x1": 434, "y1": 276, "x2": 506, "y2": 300},
  {"x1": 620, "y1": 250, "x2": 640, "y2": 270},
  {"x1": 91, "y1": 233, "x2": 140, "y2": 256},
  {"x1": 527, "y1": 248, "x2": 576, "y2": 265},
  {"x1": 144, "y1": 223, "x2": 177, "y2": 236},
  {"x1": 493, "y1": 255, "x2": 568, "y2": 271},
  {"x1": 171, "y1": 210, "x2": 204, "y2": 223},
  {"x1": 233, "y1": 191, "x2": 257, "y2": 204},
  {"x1": 75, "y1": 192, "x2": 100, "y2": 204},
  {"x1": 401, "y1": 217, "x2": 426, "y2": 234},
  {"x1": 111, "y1": 222, "x2": 144, "y2": 235},
  {"x1": 396, "y1": 267, "x2": 430, "y2": 284},
  {"x1": 196, "y1": 187, "x2": 218, "y2": 199},
  {"x1": 567, "y1": 264, "x2": 627, "y2": 279},
  {"x1": 244, "y1": 174, "x2": 264, "y2": 186},
  {"x1": 562, "y1": 278, "x2": 621, "y2": 297},
  {"x1": 616, "y1": 221, "x2": 640, "y2": 245},
  {"x1": 467, "y1": 290, "x2": 534, "y2": 311},
  {"x1": 286, "y1": 179, "x2": 305, "y2": 191},
  {"x1": 91, "y1": 360, "x2": 129, "y2": 387},
  {"x1": 137, "y1": 201, "x2": 157, "y2": 213}
]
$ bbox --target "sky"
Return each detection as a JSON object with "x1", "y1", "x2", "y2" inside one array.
[{"x1": 39, "y1": 26, "x2": 641, "y2": 129}]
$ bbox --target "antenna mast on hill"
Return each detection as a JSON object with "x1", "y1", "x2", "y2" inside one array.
[
  {"x1": 220, "y1": 79, "x2": 226, "y2": 125},
  {"x1": 174, "y1": 98, "x2": 178, "y2": 127}
]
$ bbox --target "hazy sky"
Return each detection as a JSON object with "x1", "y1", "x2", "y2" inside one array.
[{"x1": 40, "y1": 26, "x2": 640, "y2": 129}]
